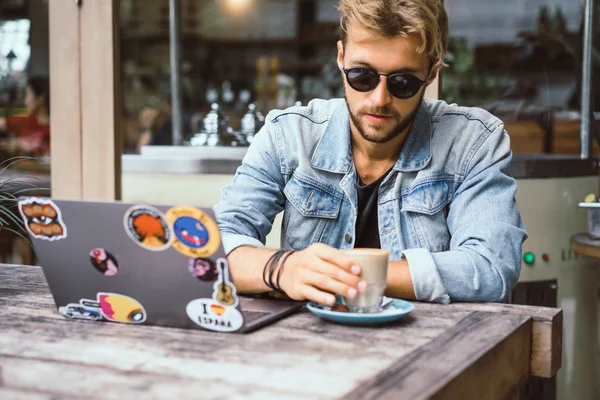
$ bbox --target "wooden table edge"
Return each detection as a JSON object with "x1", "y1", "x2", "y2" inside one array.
[
  {"x1": 340, "y1": 311, "x2": 533, "y2": 400},
  {"x1": 413, "y1": 301, "x2": 562, "y2": 378},
  {"x1": 0, "y1": 264, "x2": 31, "y2": 268}
]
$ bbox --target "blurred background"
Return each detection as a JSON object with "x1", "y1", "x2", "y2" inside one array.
[
  {"x1": 0, "y1": 0, "x2": 596, "y2": 158},
  {"x1": 114, "y1": 0, "x2": 598, "y2": 155},
  {"x1": 0, "y1": 2, "x2": 598, "y2": 399}
]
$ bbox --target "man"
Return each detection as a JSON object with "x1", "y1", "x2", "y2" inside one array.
[{"x1": 215, "y1": 0, "x2": 526, "y2": 305}]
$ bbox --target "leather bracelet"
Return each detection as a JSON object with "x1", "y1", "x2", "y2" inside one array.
[
  {"x1": 262, "y1": 250, "x2": 283, "y2": 290},
  {"x1": 274, "y1": 250, "x2": 296, "y2": 293},
  {"x1": 267, "y1": 250, "x2": 286, "y2": 290}
]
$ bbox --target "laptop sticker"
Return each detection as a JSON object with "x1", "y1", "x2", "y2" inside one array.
[
  {"x1": 188, "y1": 257, "x2": 219, "y2": 282},
  {"x1": 18, "y1": 198, "x2": 67, "y2": 241},
  {"x1": 58, "y1": 299, "x2": 102, "y2": 321},
  {"x1": 124, "y1": 205, "x2": 173, "y2": 251},
  {"x1": 90, "y1": 248, "x2": 119, "y2": 276},
  {"x1": 165, "y1": 206, "x2": 220, "y2": 258},
  {"x1": 97, "y1": 292, "x2": 147, "y2": 324},
  {"x1": 186, "y1": 298, "x2": 243, "y2": 332},
  {"x1": 212, "y1": 258, "x2": 238, "y2": 307}
]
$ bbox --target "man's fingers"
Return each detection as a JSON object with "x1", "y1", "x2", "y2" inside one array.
[
  {"x1": 301, "y1": 285, "x2": 336, "y2": 306},
  {"x1": 310, "y1": 243, "x2": 360, "y2": 274},
  {"x1": 306, "y1": 258, "x2": 363, "y2": 291},
  {"x1": 303, "y1": 269, "x2": 358, "y2": 299}
]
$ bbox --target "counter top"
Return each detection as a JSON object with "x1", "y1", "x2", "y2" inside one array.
[
  {"x1": 570, "y1": 233, "x2": 600, "y2": 258},
  {"x1": 124, "y1": 147, "x2": 599, "y2": 179},
  {"x1": 0, "y1": 264, "x2": 562, "y2": 399}
]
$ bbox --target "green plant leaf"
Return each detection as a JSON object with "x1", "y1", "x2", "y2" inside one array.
[
  {"x1": 0, "y1": 157, "x2": 47, "y2": 253},
  {"x1": 0, "y1": 156, "x2": 40, "y2": 176},
  {"x1": 12, "y1": 187, "x2": 50, "y2": 196},
  {"x1": 0, "y1": 206, "x2": 25, "y2": 231},
  {"x1": 0, "y1": 175, "x2": 41, "y2": 189},
  {"x1": 0, "y1": 191, "x2": 18, "y2": 202}
]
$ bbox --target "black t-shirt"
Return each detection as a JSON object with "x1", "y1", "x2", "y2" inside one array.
[{"x1": 354, "y1": 169, "x2": 391, "y2": 249}]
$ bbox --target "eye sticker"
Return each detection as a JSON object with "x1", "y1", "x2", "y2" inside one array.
[
  {"x1": 124, "y1": 205, "x2": 173, "y2": 251},
  {"x1": 18, "y1": 197, "x2": 67, "y2": 241},
  {"x1": 89, "y1": 248, "x2": 119, "y2": 276},
  {"x1": 164, "y1": 206, "x2": 221, "y2": 258}
]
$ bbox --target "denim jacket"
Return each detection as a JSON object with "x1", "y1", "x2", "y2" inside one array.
[{"x1": 215, "y1": 98, "x2": 527, "y2": 303}]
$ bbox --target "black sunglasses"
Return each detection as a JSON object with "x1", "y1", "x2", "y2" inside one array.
[{"x1": 342, "y1": 67, "x2": 428, "y2": 99}]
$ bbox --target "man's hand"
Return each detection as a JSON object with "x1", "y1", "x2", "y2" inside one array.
[{"x1": 278, "y1": 243, "x2": 367, "y2": 306}]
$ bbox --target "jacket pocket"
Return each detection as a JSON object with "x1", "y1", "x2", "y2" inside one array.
[
  {"x1": 282, "y1": 174, "x2": 342, "y2": 249},
  {"x1": 401, "y1": 179, "x2": 453, "y2": 252}
]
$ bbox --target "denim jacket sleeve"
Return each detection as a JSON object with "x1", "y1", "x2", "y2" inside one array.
[
  {"x1": 412, "y1": 123, "x2": 527, "y2": 303},
  {"x1": 214, "y1": 115, "x2": 285, "y2": 253}
]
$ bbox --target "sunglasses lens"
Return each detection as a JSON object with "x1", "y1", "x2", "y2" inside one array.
[
  {"x1": 388, "y1": 74, "x2": 420, "y2": 99},
  {"x1": 346, "y1": 69, "x2": 379, "y2": 92}
]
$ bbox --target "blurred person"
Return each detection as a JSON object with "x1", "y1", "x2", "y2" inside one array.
[
  {"x1": 0, "y1": 76, "x2": 50, "y2": 158},
  {"x1": 136, "y1": 95, "x2": 197, "y2": 153}
]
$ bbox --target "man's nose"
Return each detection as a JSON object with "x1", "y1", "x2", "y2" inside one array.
[{"x1": 369, "y1": 76, "x2": 393, "y2": 106}]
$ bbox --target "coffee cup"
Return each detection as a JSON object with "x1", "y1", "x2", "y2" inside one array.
[{"x1": 342, "y1": 248, "x2": 389, "y2": 313}]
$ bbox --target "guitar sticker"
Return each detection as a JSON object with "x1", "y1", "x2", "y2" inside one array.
[
  {"x1": 164, "y1": 206, "x2": 221, "y2": 258},
  {"x1": 18, "y1": 197, "x2": 67, "y2": 241},
  {"x1": 186, "y1": 298, "x2": 243, "y2": 333},
  {"x1": 212, "y1": 258, "x2": 238, "y2": 307}
]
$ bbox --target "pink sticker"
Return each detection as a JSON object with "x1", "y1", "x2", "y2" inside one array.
[{"x1": 90, "y1": 248, "x2": 119, "y2": 276}]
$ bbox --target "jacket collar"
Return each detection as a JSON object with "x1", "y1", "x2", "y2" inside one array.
[
  {"x1": 310, "y1": 100, "x2": 432, "y2": 174},
  {"x1": 310, "y1": 101, "x2": 353, "y2": 173},
  {"x1": 394, "y1": 101, "x2": 432, "y2": 172}
]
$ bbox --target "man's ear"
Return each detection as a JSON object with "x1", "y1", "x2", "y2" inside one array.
[
  {"x1": 425, "y1": 63, "x2": 440, "y2": 87},
  {"x1": 336, "y1": 40, "x2": 344, "y2": 71}
]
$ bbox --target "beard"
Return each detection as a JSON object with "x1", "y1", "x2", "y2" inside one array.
[{"x1": 344, "y1": 91, "x2": 424, "y2": 144}]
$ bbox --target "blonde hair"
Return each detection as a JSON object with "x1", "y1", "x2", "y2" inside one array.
[{"x1": 338, "y1": 0, "x2": 449, "y2": 71}]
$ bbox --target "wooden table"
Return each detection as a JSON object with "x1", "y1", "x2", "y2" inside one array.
[
  {"x1": 570, "y1": 233, "x2": 600, "y2": 258},
  {"x1": 0, "y1": 264, "x2": 562, "y2": 400}
]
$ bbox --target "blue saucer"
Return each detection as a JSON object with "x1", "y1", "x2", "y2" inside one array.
[{"x1": 306, "y1": 297, "x2": 415, "y2": 326}]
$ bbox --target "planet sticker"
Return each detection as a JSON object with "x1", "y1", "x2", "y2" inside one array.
[
  {"x1": 124, "y1": 205, "x2": 173, "y2": 251},
  {"x1": 165, "y1": 206, "x2": 221, "y2": 258},
  {"x1": 97, "y1": 292, "x2": 147, "y2": 324}
]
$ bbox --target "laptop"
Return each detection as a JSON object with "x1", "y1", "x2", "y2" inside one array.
[{"x1": 17, "y1": 197, "x2": 304, "y2": 333}]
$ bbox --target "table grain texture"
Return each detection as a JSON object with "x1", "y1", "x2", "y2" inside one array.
[{"x1": 0, "y1": 264, "x2": 562, "y2": 400}]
